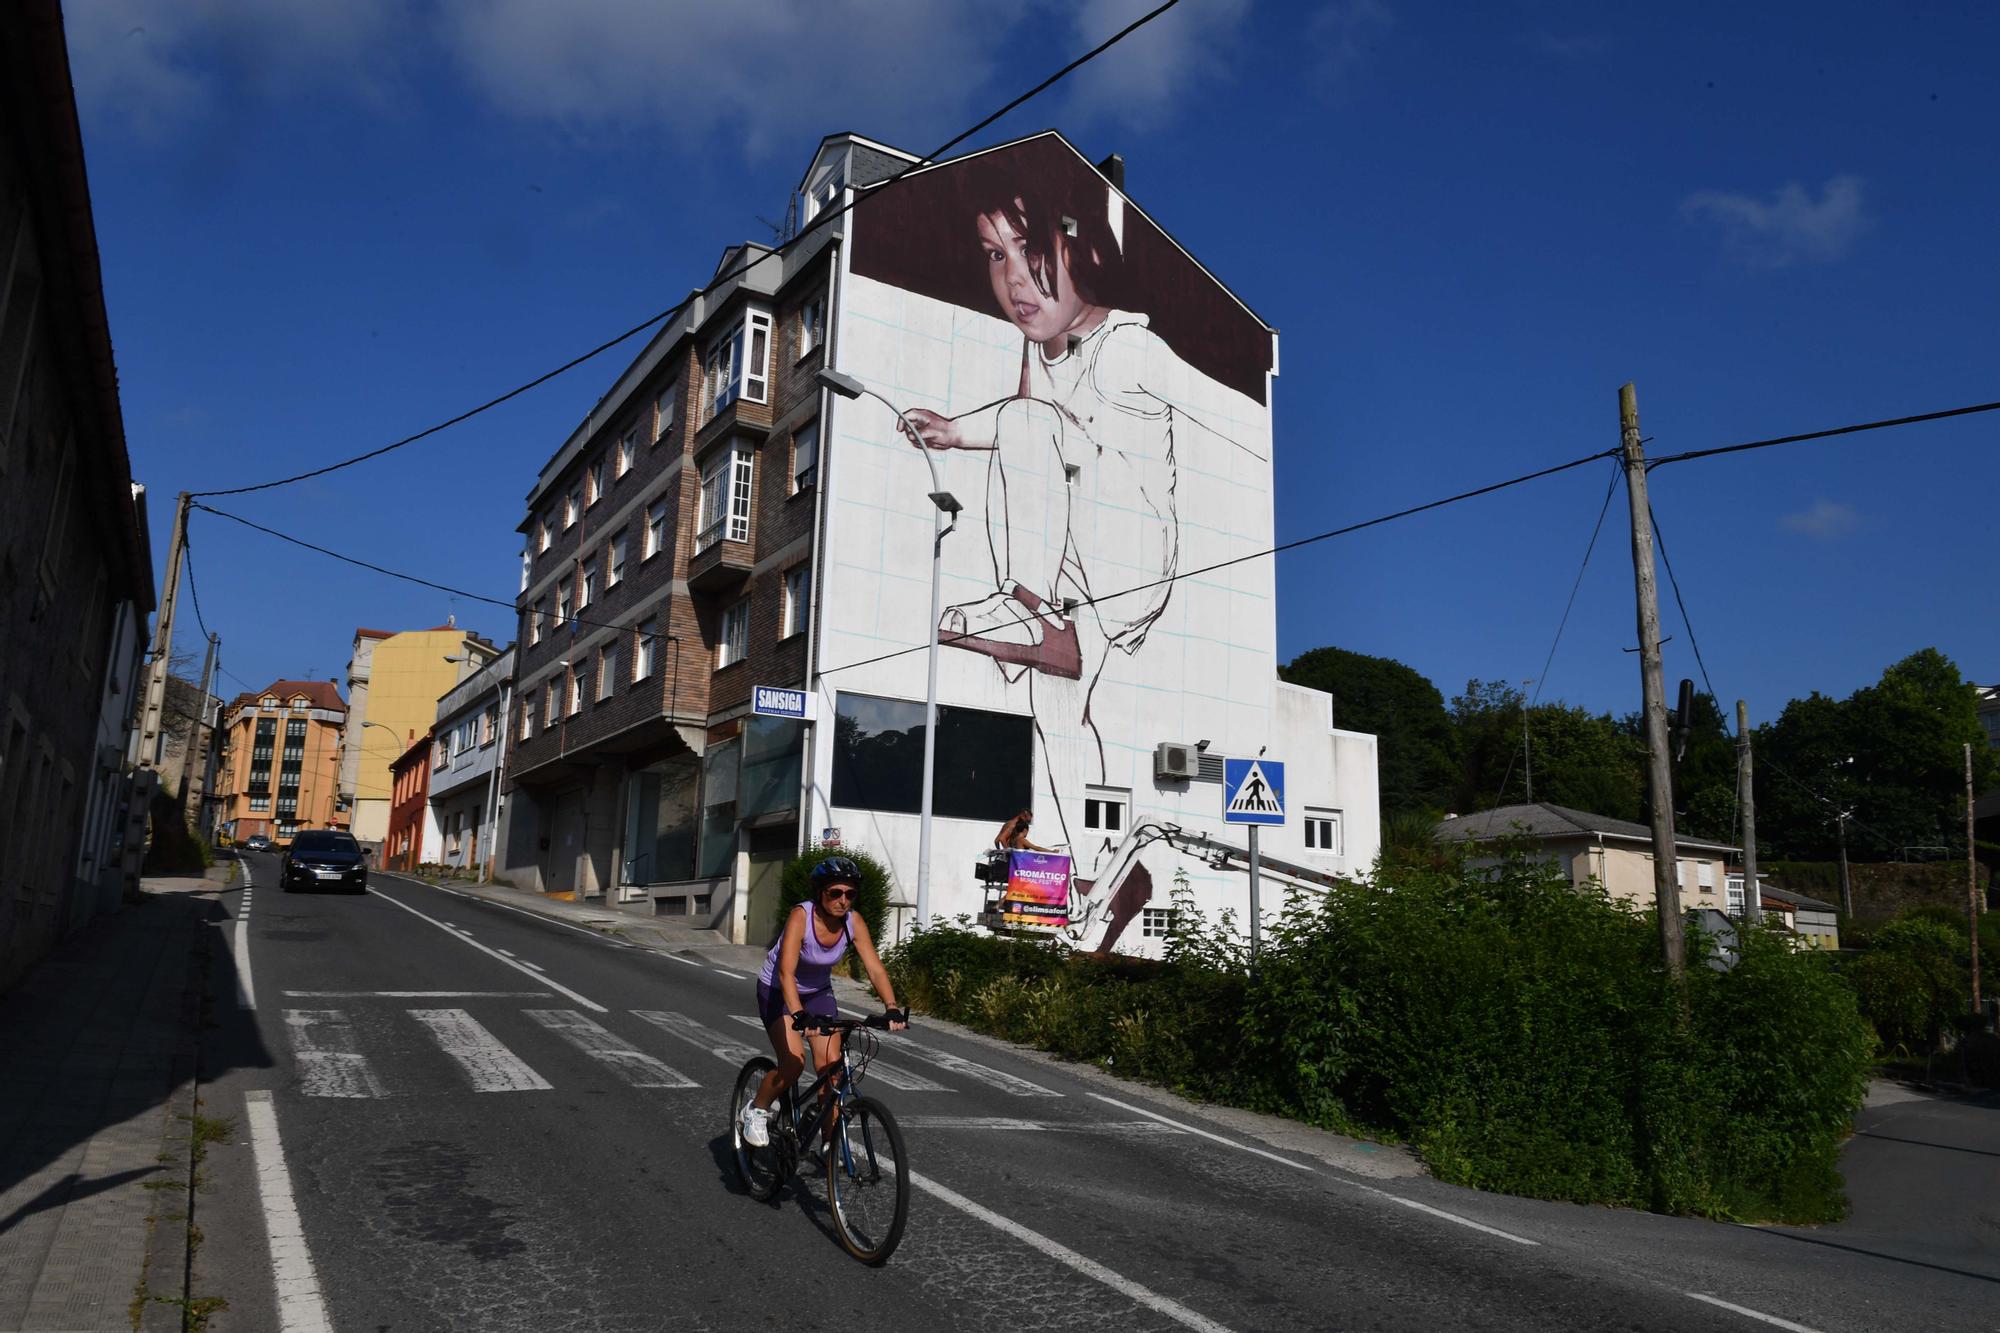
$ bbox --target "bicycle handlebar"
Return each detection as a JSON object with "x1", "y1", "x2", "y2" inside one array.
[{"x1": 796, "y1": 1011, "x2": 906, "y2": 1035}]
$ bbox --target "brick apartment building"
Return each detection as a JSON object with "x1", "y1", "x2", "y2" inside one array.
[
  {"x1": 0, "y1": 2, "x2": 158, "y2": 986},
  {"x1": 498, "y1": 130, "x2": 1382, "y2": 953},
  {"x1": 385, "y1": 730, "x2": 436, "y2": 870},
  {"x1": 214, "y1": 681, "x2": 347, "y2": 846}
]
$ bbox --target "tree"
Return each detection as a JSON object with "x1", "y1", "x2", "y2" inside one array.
[
  {"x1": 1280, "y1": 647, "x2": 1456, "y2": 815},
  {"x1": 1450, "y1": 680, "x2": 1642, "y2": 820},
  {"x1": 1623, "y1": 690, "x2": 1738, "y2": 844}
]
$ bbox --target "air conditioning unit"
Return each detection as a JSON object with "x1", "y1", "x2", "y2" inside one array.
[{"x1": 1153, "y1": 741, "x2": 1197, "y2": 782}]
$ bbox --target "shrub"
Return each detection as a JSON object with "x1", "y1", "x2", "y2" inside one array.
[
  {"x1": 141, "y1": 792, "x2": 211, "y2": 876},
  {"x1": 1842, "y1": 916, "x2": 1969, "y2": 1052},
  {"x1": 773, "y1": 843, "x2": 891, "y2": 951}
]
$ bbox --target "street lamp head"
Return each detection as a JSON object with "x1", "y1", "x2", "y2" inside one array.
[
  {"x1": 815, "y1": 368, "x2": 866, "y2": 400},
  {"x1": 928, "y1": 491, "x2": 962, "y2": 515}
]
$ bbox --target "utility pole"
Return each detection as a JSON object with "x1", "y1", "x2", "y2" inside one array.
[
  {"x1": 1619, "y1": 384, "x2": 1684, "y2": 978},
  {"x1": 1737, "y1": 700, "x2": 1760, "y2": 926},
  {"x1": 137, "y1": 492, "x2": 192, "y2": 769},
  {"x1": 1521, "y1": 680, "x2": 1534, "y2": 803},
  {"x1": 1969, "y1": 742, "x2": 1982, "y2": 1018},
  {"x1": 1836, "y1": 812, "x2": 1853, "y2": 917},
  {"x1": 179, "y1": 631, "x2": 218, "y2": 820}
]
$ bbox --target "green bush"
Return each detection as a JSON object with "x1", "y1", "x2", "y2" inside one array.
[
  {"x1": 141, "y1": 792, "x2": 212, "y2": 876},
  {"x1": 885, "y1": 849, "x2": 1875, "y2": 1223},
  {"x1": 1842, "y1": 917, "x2": 1969, "y2": 1052},
  {"x1": 773, "y1": 843, "x2": 891, "y2": 953}
]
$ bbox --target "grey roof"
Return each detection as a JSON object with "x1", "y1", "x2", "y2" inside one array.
[
  {"x1": 1758, "y1": 883, "x2": 1840, "y2": 913},
  {"x1": 1435, "y1": 802, "x2": 1739, "y2": 856}
]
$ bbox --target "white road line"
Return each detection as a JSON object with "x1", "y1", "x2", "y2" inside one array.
[
  {"x1": 723, "y1": 1015, "x2": 951, "y2": 1092},
  {"x1": 519, "y1": 960, "x2": 547, "y2": 973},
  {"x1": 408, "y1": 1008, "x2": 553, "y2": 1092},
  {"x1": 244, "y1": 1091, "x2": 333, "y2": 1333},
  {"x1": 1685, "y1": 1293, "x2": 1820, "y2": 1332},
  {"x1": 895, "y1": 1037, "x2": 1060, "y2": 1097},
  {"x1": 899, "y1": 1117, "x2": 1181, "y2": 1136},
  {"x1": 235, "y1": 863, "x2": 258, "y2": 1009},
  {"x1": 284, "y1": 1010, "x2": 390, "y2": 1098},
  {"x1": 709, "y1": 966, "x2": 744, "y2": 977},
  {"x1": 496, "y1": 948, "x2": 518, "y2": 958},
  {"x1": 908, "y1": 1170, "x2": 1234, "y2": 1333},
  {"x1": 1091, "y1": 1093, "x2": 1539, "y2": 1248},
  {"x1": 366, "y1": 886, "x2": 605, "y2": 1011},
  {"x1": 283, "y1": 990, "x2": 552, "y2": 998},
  {"x1": 662, "y1": 953, "x2": 706, "y2": 967},
  {"x1": 634, "y1": 1010, "x2": 761, "y2": 1064},
  {"x1": 524, "y1": 1010, "x2": 699, "y2": 1088}
]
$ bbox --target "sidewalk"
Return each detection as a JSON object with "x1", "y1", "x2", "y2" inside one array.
[{"x1": 0, "y1": 866, "x2": 227, "y2": 1333}]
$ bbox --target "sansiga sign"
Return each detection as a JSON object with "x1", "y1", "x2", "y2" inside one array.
[{"x1": 751, "y1": 685, "x2": 814, "y2": 721}]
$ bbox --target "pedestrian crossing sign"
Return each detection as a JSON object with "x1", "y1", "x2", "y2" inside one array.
[{"x1": 1222, "y1": 758, "x2": 1285, "y2": 825}]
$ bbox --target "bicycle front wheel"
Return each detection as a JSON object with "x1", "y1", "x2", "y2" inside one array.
[
  {"x1": 826, "y1": 1095, "x2": 909, "y2": 1264},
  {"x1": 730, "y1": 1057, "x2": 785, "y2": 1202}
]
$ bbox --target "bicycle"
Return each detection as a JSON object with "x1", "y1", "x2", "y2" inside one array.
[{"x1": 729, "y1": 1012, "x2": 911, "y2": 1265}]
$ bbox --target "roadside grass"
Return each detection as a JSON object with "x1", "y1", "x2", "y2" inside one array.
[{"x1": 884, "y1": 850, "x2": 1874, "y2": 1224}]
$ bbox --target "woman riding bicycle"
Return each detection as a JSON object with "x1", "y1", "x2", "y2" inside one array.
[{"x1": 740, "y1": 856, "x2": 906, "y2": 1148}]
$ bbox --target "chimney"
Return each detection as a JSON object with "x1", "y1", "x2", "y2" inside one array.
[{"x1": 1095, "y1": 153, "x2": 1125, "y2": 191}]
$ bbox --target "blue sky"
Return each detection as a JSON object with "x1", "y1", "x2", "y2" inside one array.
[{"x1": 66, "y1": 0, "x2": 1998, "y2": 720}]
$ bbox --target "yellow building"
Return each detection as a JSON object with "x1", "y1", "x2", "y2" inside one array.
[{"x1": 339, "y1": 622, "x2": 498, "y2": 848}]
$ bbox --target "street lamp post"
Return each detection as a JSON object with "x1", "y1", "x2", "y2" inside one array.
[
  {"x1": 359, "y1": 719, "x2": 403, "y2": 865},
  {"x1": 815, "y1": 368, "x2": 960, "y2": 932}
]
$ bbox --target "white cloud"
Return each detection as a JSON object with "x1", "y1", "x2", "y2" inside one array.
[
  {"x1": 1681, "y1": 175, "x2": 1871, "y2": 269},
  {"x1": 1060, "y1": 0, "x2": 1253, "y2": 130},
  {"x1": 1779, "y1": 499, "x2": 1861, "y2": 541}
]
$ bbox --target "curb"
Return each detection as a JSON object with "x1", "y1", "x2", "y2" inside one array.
[{"x1": 138, "y1": 899, "x2": 209, "y2": 1333}]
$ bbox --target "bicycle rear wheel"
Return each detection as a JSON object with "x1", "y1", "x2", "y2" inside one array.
[
  {"x1": 826, "y1": 1095, "x2": 909, "y2": 1264},
  {"x1": 730, "y1": 1058, "x2": 785, "y2": 1201}
]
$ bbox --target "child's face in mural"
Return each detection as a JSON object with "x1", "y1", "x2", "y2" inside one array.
[{"x1": 978, "y1": 205, "x2": 1102, "y2": 352}]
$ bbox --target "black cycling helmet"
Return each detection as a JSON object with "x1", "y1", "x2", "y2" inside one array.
[{"x1": 809, "y1": 856, "x2": 861, "y2": 892}]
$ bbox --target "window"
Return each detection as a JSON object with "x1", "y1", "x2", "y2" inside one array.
[
  {"x1": 1697, "y1": 860, "x2": 1716, "y2": 891},
  {"x1": 829, "y1": 691, "x2": 1033, "y2": 821},
  {"x1": 568, "y1": 667, "x2": 584, "y2": 715},
  {"x1": 581, "y1": 565, "x2": 597, "y2": 610},
  {"x1": 702, "y1": 310, "x2": 772, "y2": 421},
  {"x1": 537, "y1": 517, "x2": 551, "y2": 552},
  {"x1": 607, "y1": 532, "x2": 627, "y2": 586},
  {"x1": 544, "y1": 681, "x2": 560, "y2": 726},
  {"x1": 520, "y1": 700, "x2": 535, "y2": 741},
  {"x1": 586, "y1": 457, "x2": 606, "y2": 506},
  {"x1": 718, "y1": 599, "x2": 749, "y2": 669},
  {"x1": 782, "y1": 564, "x2": 810, "y2": 639},
  {"x1": 653, "y1": 382, "x2": 679, "y2": 445},
  {"x1": 262, "y1": 696, "x2": 277, "y2": 708},
  {"x1": 530, "y1": 599, "x2": 546, "y2": 646},
  {"x1": 285, "y1": 719, "x2": 307, "y2": 740},
  {"x1": 249, "y1": 797, "x2": 270, "y2": 813},
  {"x1": 596, "y1": 645, "x2": 615, "y2": 701},
  {"x1": 1726, "y1": 875, "x2": 1746, "y2": 918},
  {"x1": 1084, "y1": 787, "x2": 1128, "y2": 834},
  {"x1": 1141, "y1": 907, "x2": 1179, "y2": 939},
  {"x1": 644, "y1": 500, "x2": 668, "y2": 559},
  {"x1": 696, "y1": 446, "x2": 753, "y2": 550},
  {"x1": 556, "y1": 583, "x2": 572, "y2": 627},
  {"x1": 797, "y1": 295, "x2": 825, "y2": 358},
  {"x1": 520, "y1": 549, "x2": 531, "y2": 593},
  {"x1": 289, "y1": 696, "x2": 308, "y2": 712},
  {"x1": 480, "y1": 707, "x2": 496, "y2": 745},
  {"x1": 791, "y1": 419, "x2": 818, "y2": 493},
  {"x1": 277, "y1": 796, "x2": 298, "y2": 819},
  {"x1": 634, "y1": 618, "x2": 658, "y2": 681},
  {"x1": 805, "y1": 170, "x2": 839, "y2": 221},
  {"x1": 564, "y1": 488, "x2": 580, "y2": 528},
  {"x1": 616, "y1": 429, "x2": 637, "y2": 478},
  {"x1": 1303, "y1": 807, "x2": 1343, "y2": 854}
]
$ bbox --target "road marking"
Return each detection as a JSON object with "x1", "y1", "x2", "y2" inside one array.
[
  {"x1": 710, "y1": 966, "x2": 744, "y2": 977},
  {"x1": 899, "y1": 1116, "x2": 1181, "y2": 1136},
  {"x1": 907, "y1": 1170, "x2": 1234, "y2": 1333},
  {"x1": 895, "y1": 1037, "x2": 1060, "y2": 1097},
  {"x1": 1685, "y1": 1293, "x2": 1819, "y2": 1331},
  {"x1": 634, "y1": 1010, "x2": 761, "y2": 1064},
  {"x1": 519, "y1": 959, "x2": 547, "y2": 973},
  {"x1": 524, "y1": 1010, "x2": 698, "y2": 1088},
  {"x1": 283, "y1": 990, "x2": 552, "y2": 998},
  {"x1": 1091, "y1": 1093, "x2": 1538, "y2": 1247},
  {"x1": 366, "y1": 886, "x2": 605, "y2": 1011},
  {"x1": 244, "y1": 1090, "x2": 333, "y2": 1332},
  {"x1": 724, "y1": 1014, "x2": 951, "y2": 1092},
  {"x1": 408, "y1": 1008, "x2": 553, "y2": 1092},
  {"x1": 235, "y1": 864, "x2": 257, "y2": 1009},
  {"x1": 284, "y1": 1010, "x2": 390, "y2": 1098},
  {"x1": 496, "y1": 948, "x2": 518, "y2": 958},
  {"x1": 663, "y1": 953, "x2": 706, "y2": 968}
]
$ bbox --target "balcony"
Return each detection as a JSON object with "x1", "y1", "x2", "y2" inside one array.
[{"x1": 687, "y1": 535, "x2": 751, "y2": 594}]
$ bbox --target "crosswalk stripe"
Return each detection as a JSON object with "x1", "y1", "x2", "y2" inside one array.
[
  {"x1": 284, "y1": 1010, "x2": 389, "y2": 1099},
  {"x1": 408, "y1": 1009, "x2": 552, "y2": 1092},
  {"x1": 524, "y1": 1010, "x2": 698, "y2": 1088},
  {"x1": 632, "y1": 1010, "x2": 760, "y2": 1065},
  {"x1": 721, "y1": 1014, "x2": 952, "y2": 1093},
  {"x1": 892, "y1": 1037, "x2": 1061, "y2": 1098}
]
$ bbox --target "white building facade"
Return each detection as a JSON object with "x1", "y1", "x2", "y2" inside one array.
[{"x1": 428, "y1": 647, "x2": 512, "y2": 873}]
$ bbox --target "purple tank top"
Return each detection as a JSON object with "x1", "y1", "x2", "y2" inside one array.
[{"x1": 758, "y1": 904, "x2": 852, "y2": 994}]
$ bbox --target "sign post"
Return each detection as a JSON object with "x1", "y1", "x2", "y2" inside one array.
[{"x1": 1222, "y1": 757, "x2": 1285, "y2": 961}]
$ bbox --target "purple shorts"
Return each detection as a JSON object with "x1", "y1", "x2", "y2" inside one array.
[{"x1": 756, "y1": 982, "x2": 838, "y2": 1029}]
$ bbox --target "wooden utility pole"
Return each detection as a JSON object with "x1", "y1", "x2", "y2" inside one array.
[
  {"x1": 1737, "y1": 700, "x2": 1760, "y2": 926},
  {"x1": 1970, "y1": 742, "x2": 1982, "y2": 1018},
  {"x1": 137, "y1": 492, "x2": 192, "y2": 769},
  {"x1": 1836, "y1": 813, "x2": 1853, "y2": 917},
  {"x1": 178, "y1": 631, "x2": 218, "y2": 817},
  {"x1": 1619, "y1": 384, "x2": 1684, "y2": 977}
]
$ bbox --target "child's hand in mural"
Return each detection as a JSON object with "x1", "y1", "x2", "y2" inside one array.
[{"x1": 898, "y1": 408, "x2": 990, "y2": 452}]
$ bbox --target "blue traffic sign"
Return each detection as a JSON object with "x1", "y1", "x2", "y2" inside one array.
[{"x1": 1222, "y1": 758, "x2": 1285, "y2": 825}]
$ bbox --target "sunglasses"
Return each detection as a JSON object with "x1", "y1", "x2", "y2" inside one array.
[{"x1": 823, "y1": 887, "x2": 857, "y2": 902}]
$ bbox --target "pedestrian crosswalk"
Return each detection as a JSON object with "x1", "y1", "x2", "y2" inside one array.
[{"x1": 276, "y1": 1005, "x2": 1057, "y2": 1102}]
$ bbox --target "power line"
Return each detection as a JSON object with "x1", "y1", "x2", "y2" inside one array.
[
  {"x1": 182, "y1": 527, "x2": 212, "y2": 640},
  {"x1": 189, "y1": 0, "x2": 1186, "y2": 502},
  {"x1": 1646, "y1": 500, "x2": 1720, "y2": 727},
  {"x1": 1646, "y1": 398, "x2": 2000, "y2": 470}
]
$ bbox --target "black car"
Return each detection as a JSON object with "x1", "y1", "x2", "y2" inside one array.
[{"x1": 281, "y1": 830, "x2": 368, "y2": 894}]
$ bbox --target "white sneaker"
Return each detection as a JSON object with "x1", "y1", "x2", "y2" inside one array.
[{"x1": 740, "y1": 1102, "x2": 770, "y2": 1148}]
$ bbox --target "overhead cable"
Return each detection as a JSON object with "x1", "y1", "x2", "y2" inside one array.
[{"x1": 1646, "y1": 398, "x2": 2000, "y2": 470}]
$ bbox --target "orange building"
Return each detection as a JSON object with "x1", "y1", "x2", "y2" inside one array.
[{"x1": 215, "y1": 680, "x2": 347, "y2": 846}]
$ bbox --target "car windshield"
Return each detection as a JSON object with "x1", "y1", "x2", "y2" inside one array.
[{"x1": 291, "y1": 831, "x2": 359, "y2": 854}]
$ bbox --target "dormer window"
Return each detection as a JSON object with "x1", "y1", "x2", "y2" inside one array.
[
  {"x1": 261, "y1": 696, "x2": 276, "y2": 708},
  {"x1": 290, "y1": 696, "x2": 308, "y2": 711},
  {"x1": 805, "y1": 169, "x2": 841, "y2": 222}
]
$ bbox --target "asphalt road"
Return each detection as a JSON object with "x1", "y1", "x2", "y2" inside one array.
[{"x1": 188, "y1": 852, "x2": 1998, "y2": 1332}]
